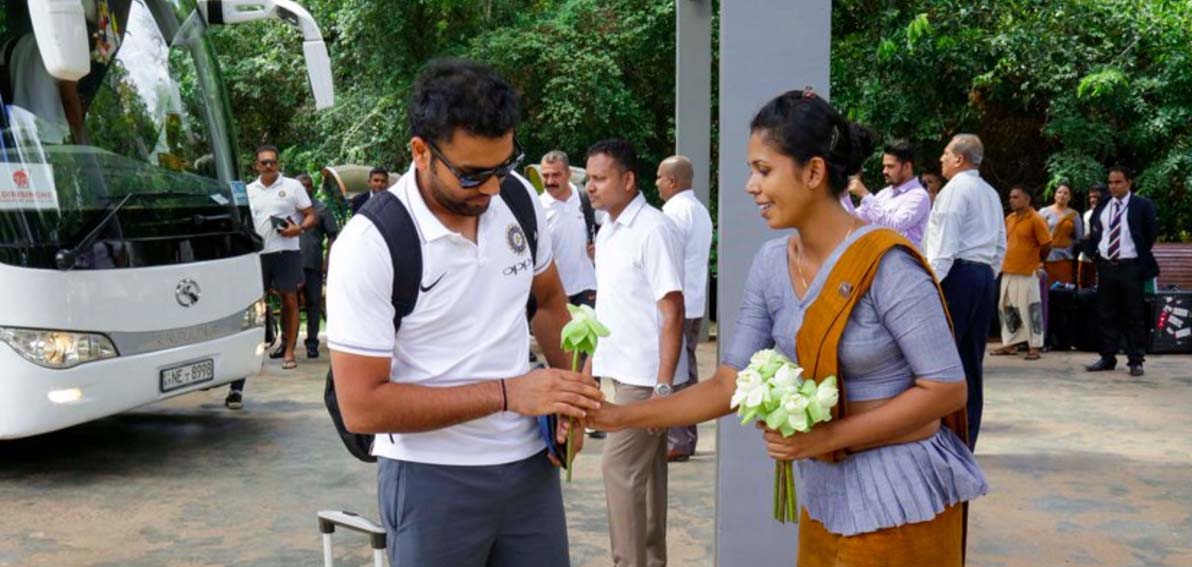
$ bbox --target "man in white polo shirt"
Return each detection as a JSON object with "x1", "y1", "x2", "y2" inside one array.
[
  {"x1": 327, "y1": 59, "x2": 602, "y2": 567},
  {"x1": 656, "y1": 155, "x2": 713, "y2": 462},
  {"x1": 586, "y1": 139, "x2": 686, "y2": 567},
  {"x1": 539, "y1": 150, "x2": 598, "y2": 311},
  {"x1": 228, "y1": 145, "x2": 316, "y2": 409}
]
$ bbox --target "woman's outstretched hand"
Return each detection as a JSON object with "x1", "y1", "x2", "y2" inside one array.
[{"x1": 586, "y1": 401, "x2": 627, "y2": 433}]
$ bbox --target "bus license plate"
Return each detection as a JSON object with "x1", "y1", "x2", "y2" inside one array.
[{"x1": 160, "y1": 359, "x2": 215, "y2": 393}]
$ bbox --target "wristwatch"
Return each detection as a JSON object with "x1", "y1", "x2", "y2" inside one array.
[{"x1": 653, "y1": 383, "x2": 673, "y2": 397}]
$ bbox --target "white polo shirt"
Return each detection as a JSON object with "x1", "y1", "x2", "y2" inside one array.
[
  {"x1": 662, "y1": 189, "x2": 714, "y2": 319},
  {"x1": 539, "y1": 186, "x2": 597, "y2": 296},
  {"x1": 247, "y1": 175, "x2": 312, "y2": 254},
  {"x1": 592, "y1": 193, "x2": 688, "y2": 387},
  {"x1": 325, "y1": 168, "x2": 554, "y2": 466}
]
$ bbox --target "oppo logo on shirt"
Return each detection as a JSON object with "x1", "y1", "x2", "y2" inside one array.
[{"x1": 503, "y1": 258, "x2": 533, "y2": 276}]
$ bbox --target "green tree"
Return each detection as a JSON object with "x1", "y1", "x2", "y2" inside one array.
[{"x1": 832, "y1": 0, "x2": 1192, "y2": 241}]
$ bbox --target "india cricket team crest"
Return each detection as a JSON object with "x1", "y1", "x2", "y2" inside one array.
[{"x1": 506, "y1": 223, "x2": 527, "y2": 255}]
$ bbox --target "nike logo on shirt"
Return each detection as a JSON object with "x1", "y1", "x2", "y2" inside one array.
[{"x1": 420, "y1": 273, "x2": 446, "y2": 292}]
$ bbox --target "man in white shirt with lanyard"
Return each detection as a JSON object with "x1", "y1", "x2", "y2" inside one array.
[
  {"x1": 586, "y1": 139, "x2": 686, "y2": 567},
  {"x1": 656, "y1": 155, "x2": 712, "y2": 462},
  {"x1": 922, "y1": 133, "x2": 1006, "y2": 451},
  {"x1": 327, "y1": 59, "x2": 602, "y2": 567}
]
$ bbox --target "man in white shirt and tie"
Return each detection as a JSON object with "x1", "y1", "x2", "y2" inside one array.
[
  {"x1": 1083, "y1": 166, "x2": 1159, "y2": 377},
  {"x1": 922, "y1": 134, "x2": 1007, "y2": 451},
  {"x1": 656, "y1": 155, "x2": 713, "y2": 462}
]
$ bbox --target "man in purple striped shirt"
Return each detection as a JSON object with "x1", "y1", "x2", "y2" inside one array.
[{"x1": 846, "y1": 139, "x2": 932, "y2": 247}]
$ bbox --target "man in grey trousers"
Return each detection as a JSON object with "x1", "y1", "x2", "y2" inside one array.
[{"x1": 327, "y1": 59, "x2": 603, "y2": 567}]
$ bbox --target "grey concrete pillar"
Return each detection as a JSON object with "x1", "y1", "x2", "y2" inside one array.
[
  {"x1": 676, "y1": 0, "x2": 712, "y2": 206},
  {"x1": 715, "y1": 2, "x2": 832, "y2": 565}
]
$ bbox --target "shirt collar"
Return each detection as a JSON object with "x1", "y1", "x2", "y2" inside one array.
[
  {"x1": 399, "y1": 165, "x2": 453, "y2": 243},
  {"x1": 252, "y1": 175, "x2": 286, "y2": 190},
  {"x1": 953, "y1": 169, "x2": 980, "y2": 180},
  {"x1": 1114, "y1": 192, "x2": 1132, "y2": 207},
  {"x1": 668, "y1": 188, "x2": 697, "y2": 204},
  {"x1": 540, "y1": 184, "x2": 577, "y2": 206},
  {"x1": 889, "y1": 177, "x2": 924, "y2": 195},
  {"x1": 613, "y1": 192, "x2": 648, "y2": 226}
]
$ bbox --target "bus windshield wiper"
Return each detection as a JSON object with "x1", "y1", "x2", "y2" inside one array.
[{"x1": 54, "y1": 191, "x2": 208, "y2": 270}]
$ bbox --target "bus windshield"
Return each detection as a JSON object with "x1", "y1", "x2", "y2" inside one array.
[{"x1": 0, "y1": 0, "x2": 255, "y2": 270}]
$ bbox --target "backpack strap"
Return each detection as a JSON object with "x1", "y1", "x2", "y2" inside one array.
[
  {"x1": 500, "y1": 175, "x2": 541, "y2": 319},
  {"x1": 579, "y1": 190, "x2": 598, "y2": 244},
  {"x1": 356, "y1": 191, "x2": 422, "y2": 333},
  {"x1": 500, "y1": 175, "x2": 539, "y2": 265}
]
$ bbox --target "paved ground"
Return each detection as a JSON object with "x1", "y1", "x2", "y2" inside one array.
[{"x1": 0, "y1": 341, "x2": 1189, "y2": 566}]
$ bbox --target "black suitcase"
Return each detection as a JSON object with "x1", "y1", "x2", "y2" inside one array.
[
  {"x1": 1048, "y1": 287, "x2": 1100, "y2": 352},
  {"x1": 1149, "y1": 290, "x2": 1192, "y2": 354}
]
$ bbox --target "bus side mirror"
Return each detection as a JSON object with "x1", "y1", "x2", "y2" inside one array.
[
  {"x1": 199, "y1": 0, "x2": 335, "y2": 110},
  {"x1": 29, "y1": 0, "x2": 91, "y2": 81}
]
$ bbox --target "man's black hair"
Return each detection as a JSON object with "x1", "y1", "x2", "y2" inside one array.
[
  {"x1": 369, "y1": 167, "x2": 389, "y2": 178},
  {"x1": 1108, "y1": 164, "x2": 1134, "y2": 181},
  {"x1": 586, "y1": 139, "x2": 639, "y2": 178},
  {"x1": 883, "y1": 139, "x2": 915, "y2": 165},
  {"x1": 407, "y1": 58, "x2": 520, "y2": 145},
  {"x1": 256, "y1": 144, "x2": 280, "y2": 159}
]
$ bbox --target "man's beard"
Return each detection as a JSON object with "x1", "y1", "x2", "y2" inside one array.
[{"x1": 428, "y1": 168, "x2": 489, "y2": 217}]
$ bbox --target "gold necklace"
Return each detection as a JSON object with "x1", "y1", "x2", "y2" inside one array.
[{"x1": 796, "y1": 216, "x2": 857, "y2": 292}]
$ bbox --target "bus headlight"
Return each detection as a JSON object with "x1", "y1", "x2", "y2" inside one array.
[
  {"x1": 242, "y1": 298, "x2": 267, "y2": 330},
  {"x1": 0, "y1": 327, "x2": 119, "y2": 369}
]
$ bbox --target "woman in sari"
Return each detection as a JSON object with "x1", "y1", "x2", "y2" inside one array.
[
  {"x1": 1039, "y1": 182, "x2": 1084, "y2": 285},
  {"x1": 588, "y1": 91, "x2": 987, "y2": 566}
]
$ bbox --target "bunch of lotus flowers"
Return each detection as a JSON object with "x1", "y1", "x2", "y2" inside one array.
[{"x1": 730, "y1": 349, "x2": 839, "y2": 522}]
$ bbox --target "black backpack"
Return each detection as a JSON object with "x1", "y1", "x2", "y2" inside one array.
[{"x1": 324, "y1": 176, "x2": 539, "y2": 463}]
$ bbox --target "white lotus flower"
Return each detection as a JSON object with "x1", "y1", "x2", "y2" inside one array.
[{"x1": 731, "y1": 368, "x2": 768, "y2": 409}]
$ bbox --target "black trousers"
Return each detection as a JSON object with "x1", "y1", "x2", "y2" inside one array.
[
  {"x1": 303, "y1": 268, "x2": 324, "y2": 348},
  {"x1": 1096, "y1": 260, "x2": 1148, "y2": 365},
  {"x1": 940, "y1": 261, "x2": 997, "y2": 452}
]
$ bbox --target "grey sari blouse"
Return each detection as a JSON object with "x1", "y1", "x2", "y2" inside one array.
[{"x1": 723, "y1": 225, "x2": 988, "y2": 535}]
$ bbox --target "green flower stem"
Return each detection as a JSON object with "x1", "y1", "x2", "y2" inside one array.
[
  {"x1": 773, "y1": 460, "x2": 782, "y2": 520},
  {"x1": 786, "y1": 461, "x2": 797, "y2": 522},
  {"x1": 565, "y1": 349, "x2": 580, "y2": 482}
]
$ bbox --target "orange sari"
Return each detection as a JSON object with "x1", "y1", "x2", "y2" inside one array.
[{"x1": 794, "y1": 228, "x2": 968, "y2": 567}]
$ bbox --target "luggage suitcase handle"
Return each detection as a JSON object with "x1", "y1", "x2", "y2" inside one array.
[{"x1": 318, "y1": 510, "x2": 386, "y2": 567}]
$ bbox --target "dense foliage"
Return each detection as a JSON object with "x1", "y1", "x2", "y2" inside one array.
[
  {"x1": 207, "y1": 0, "x2": 1190, "y2": 241},
  {"x1": 833, "y1": 0, "x2": 1192, "y2": 240},
  {"x1": 208, "y1": 0, "x2": 676, "y2": 203}
]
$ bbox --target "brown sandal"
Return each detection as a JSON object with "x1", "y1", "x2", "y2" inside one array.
[
  {"x1": 1024, "y1": 352, "x2": 1041, "y2": 361},
  {"x1": 989, "y1": 347, "x2": 1017, "y2": 356}
]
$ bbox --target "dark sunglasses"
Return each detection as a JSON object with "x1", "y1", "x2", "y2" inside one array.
[
  {"x1": 258, "y1": 159, "x2": 278, "y2": 166},
  {"x1": 426, "y1": 138, "x2": 525, "y2": 189}
]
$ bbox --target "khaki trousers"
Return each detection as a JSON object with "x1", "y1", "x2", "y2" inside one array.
[{"x1": 602, "y1": 381, "x2": 668, "y2": 567}]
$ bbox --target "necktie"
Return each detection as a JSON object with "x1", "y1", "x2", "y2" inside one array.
[{"x1": 1107, "y1": 200, "x2": 1124, "y2": 260}]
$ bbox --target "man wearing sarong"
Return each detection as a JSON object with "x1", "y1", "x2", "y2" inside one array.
[{"x1": 992, "y1": 186, "x2": 1051, "y2": 360}]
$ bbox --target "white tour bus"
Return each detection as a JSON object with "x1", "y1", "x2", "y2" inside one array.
[{"x1": 0, "y1": 0, "x2": 333, "y2": 439}]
